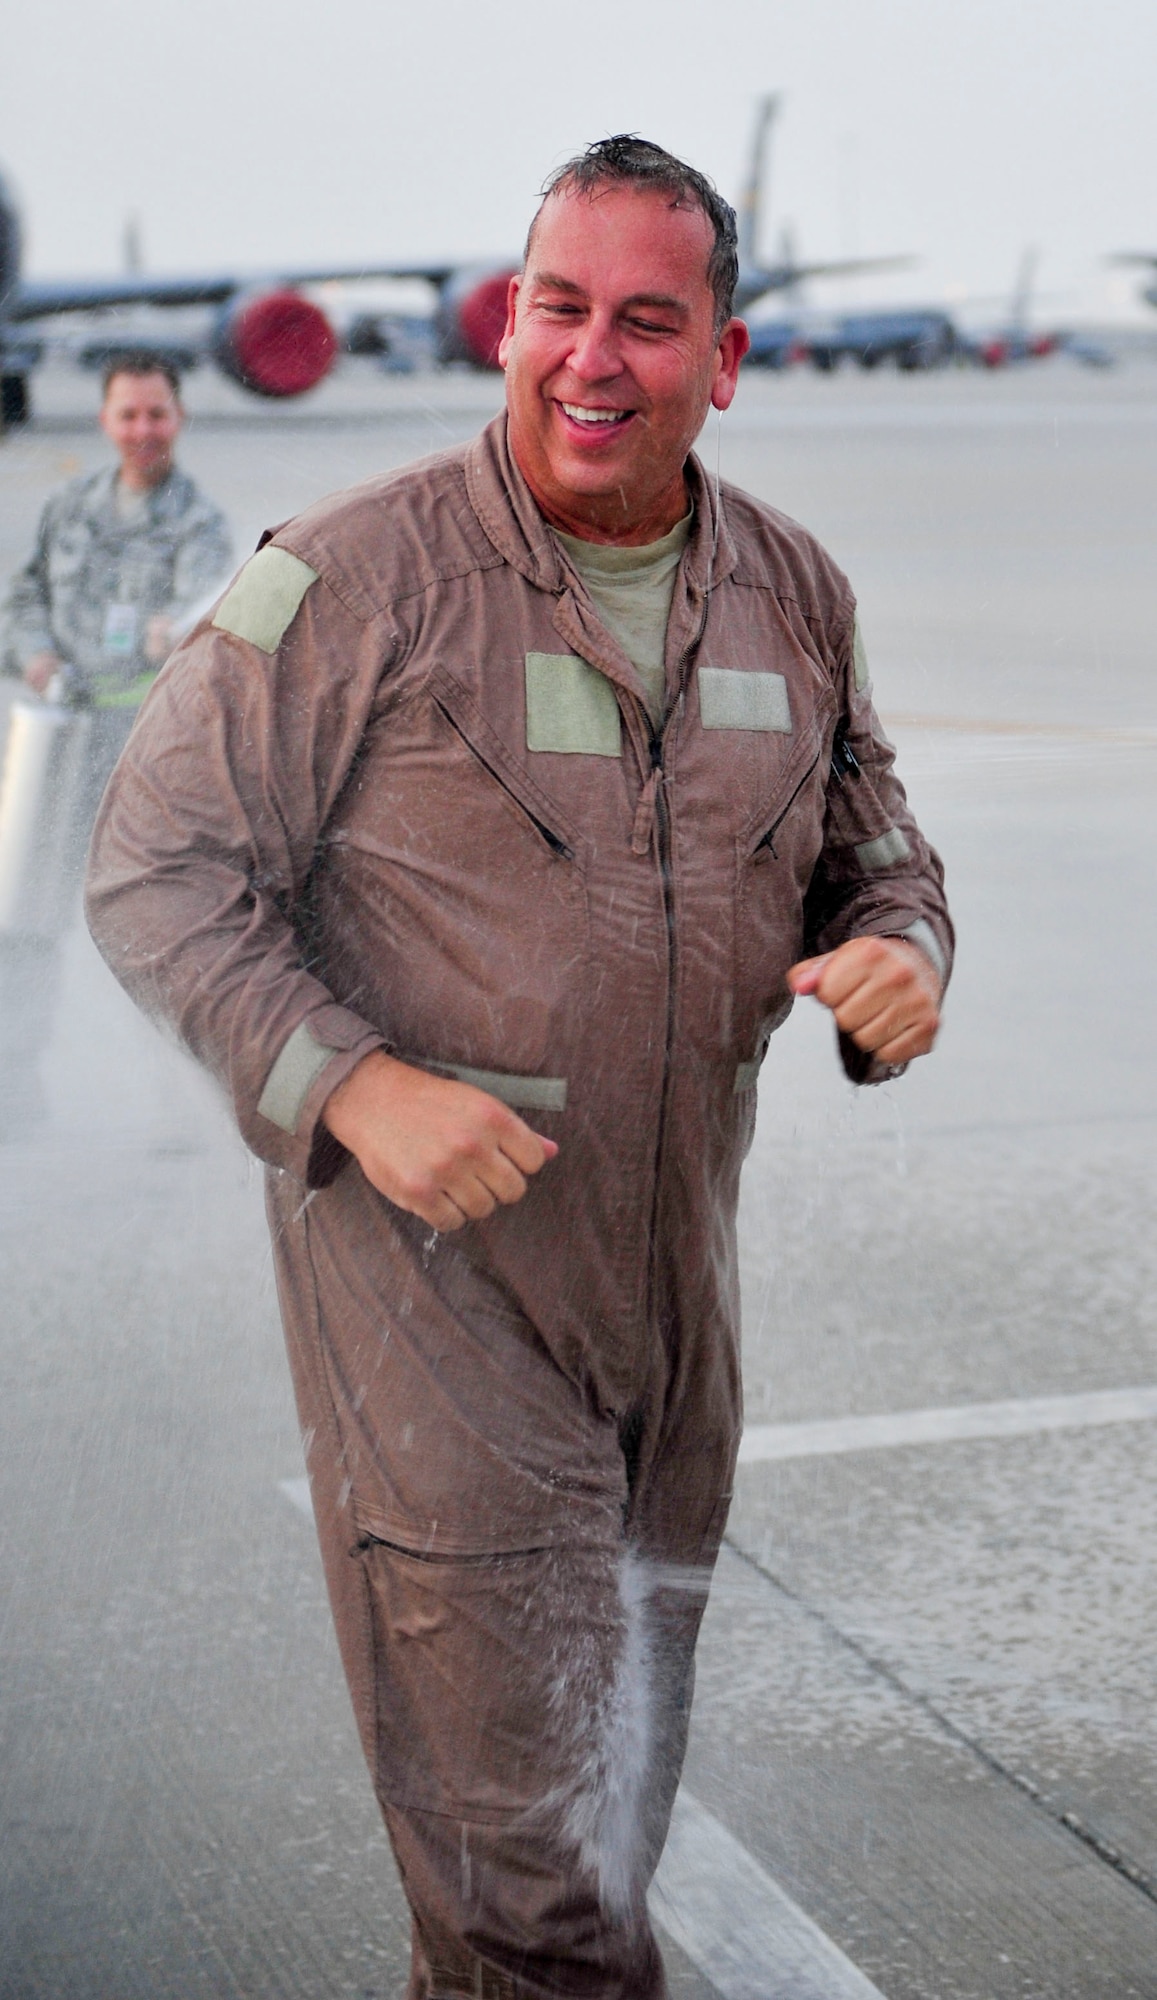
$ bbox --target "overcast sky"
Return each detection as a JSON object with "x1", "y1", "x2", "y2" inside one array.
[{"x1": 3, "y1": 0, "x2": 1155, "y2": 324}]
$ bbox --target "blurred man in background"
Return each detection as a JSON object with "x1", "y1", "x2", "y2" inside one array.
[
  {"x1": 2, "y1": 352, "x2": 231, "y2": 709},
  {"x1": 0, "y1": 355, "x2": 231, "y2": 1137}
]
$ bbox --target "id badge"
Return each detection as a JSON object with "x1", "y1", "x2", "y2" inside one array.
[{"x1": 102, "y1": 601, "x2": 139, "y2": 657}]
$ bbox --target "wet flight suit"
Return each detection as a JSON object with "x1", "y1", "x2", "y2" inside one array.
[{"x1": 86, "y1": 414, "x2": 952, "y2": 1999}]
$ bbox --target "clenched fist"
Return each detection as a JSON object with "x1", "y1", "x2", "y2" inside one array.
[
  {"x1": 787, "y1": 935, "x2": 941, "y2": 1066},
  {"x1": 322, "y1": 1050, "x2": 558, "y2": 1233}
]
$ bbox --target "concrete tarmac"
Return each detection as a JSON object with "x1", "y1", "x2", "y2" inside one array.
[{"x1": 2, "y1": 357, "x2": 1156, "y2": 1997}]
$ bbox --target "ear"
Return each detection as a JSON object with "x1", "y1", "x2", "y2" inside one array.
[
  {"x1": 497, "y1": 274, "x2": 522, "y2": 370},
  {"x1": 710, "y1": 318, "x2": 750, "y2": 412}
]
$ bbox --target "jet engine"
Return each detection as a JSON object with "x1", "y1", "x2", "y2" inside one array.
[
  {"x1": 436, "y1": 266, "x2": 518, "y2": 368},
  {"x1": 212, "y1": 288, "x2": 338, "y2": 397},
  {"x1": 977, "y1": 331, "x2": 1058, "y2": 368}
]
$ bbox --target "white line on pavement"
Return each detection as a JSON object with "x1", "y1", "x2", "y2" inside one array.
[
  {"x1": 650, "y1": 1789, "x2": 883, "y2": 1999},
  {"x1": 281, "y1": 1388, "x2": 1157, "y2": 1500},
  {"x1": 726, "y1": 402, "x2": 1157, "y2": 434},
  {"x1": 276, "y1": 1477, "x2": 883, "y2": 1995},
  {"x1": 738, "y1": 1384, "x2": 1157, "y2": 1465},
  {"x1": 884, "y1": 713, "x2": 1157, "y2": 747}
]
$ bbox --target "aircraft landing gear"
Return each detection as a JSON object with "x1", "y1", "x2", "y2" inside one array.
[{"x1": 1, "y1": 374, "x2": 30, "y2": 427}]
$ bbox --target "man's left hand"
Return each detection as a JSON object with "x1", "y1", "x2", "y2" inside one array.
[{"x1": 787, "y1": 936, "x2": 942, "y2": 1065}]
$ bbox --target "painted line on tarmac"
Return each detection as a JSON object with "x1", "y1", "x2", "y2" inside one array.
[
  {"x1": 884, "y1": 712, "x2": 1157, "y2": 746},
  {"x1": 277, "y1": 1477, "x2": 882, "y2": 1997},
  {"x1": 650, "y1": 1788, "x2": 883, "y2": 1999},
  {"x1": 725, "y1": 402, "x2": 1157, "y2": 434},
  {"x1": 738, "y1": 1384, "x2": 1157, "y2": 1465}
]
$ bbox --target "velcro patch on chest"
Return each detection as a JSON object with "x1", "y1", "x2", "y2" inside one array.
[
  {"x1": 212, "y1": 546, "x2": 319, "y2": 654},
  {"x1": 698, "y1": 667, "x2": 792, "y2": 732},
  {"x1": 525, "y1": 652, "x2": 622, "y2": 757}
]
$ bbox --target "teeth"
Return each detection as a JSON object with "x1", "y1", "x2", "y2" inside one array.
[{"x1": 561, "y1": 403, "x2": 627, "y2": 424}]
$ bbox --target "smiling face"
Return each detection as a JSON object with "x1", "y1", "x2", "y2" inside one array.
[
  {"x1": 100, "y1": 369, "x2": 184, "y2": 492},
  {"x1": 499, "y1": 184, "x2": 749, "y2": 544}
]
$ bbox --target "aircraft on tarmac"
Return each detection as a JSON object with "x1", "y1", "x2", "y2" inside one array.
[
  {"x1": 961, "y1": 249, "x2": 1064, "y2": 367},
  {"x1": 0, "y1": 159, "x2": 520, "y2": 425},
  {"x1": 951, "y1": 249, "x2": 1111, "y2": 370},
  {"x1": 745, "y1": 245, "x2": 1111, "y2": 373},
  {"x1": 731, "y1": 96, "x2": 914, "y2": 312},
  {"x1": 0, "y1": 98, "x2": 915, "y2": 424}
]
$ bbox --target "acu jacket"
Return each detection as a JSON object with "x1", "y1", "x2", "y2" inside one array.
[{"x1": 86, "y1": 414, "x2": 952, "y2": 1562}]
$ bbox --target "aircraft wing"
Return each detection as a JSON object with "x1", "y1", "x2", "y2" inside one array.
[
  {"x1": 737, "y1": 254, "x2": 916, "y2": 312},
  {"x1": 789, "y1": 254, "x2": 916, "y2": 282},
  {"x1": 8, "y1": 264, "x2": 462, "y2": 322}
]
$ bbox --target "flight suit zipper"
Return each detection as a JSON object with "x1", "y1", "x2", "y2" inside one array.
[{"x1": 638, "y1": 594, "x2": 708, "y2": 1385}]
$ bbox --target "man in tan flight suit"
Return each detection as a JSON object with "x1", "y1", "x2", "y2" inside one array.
[{"x1": 86, "y1": 139, "x2": 952, "y2": 1998}]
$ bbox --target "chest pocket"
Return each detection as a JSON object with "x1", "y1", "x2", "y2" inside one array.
[
  {"x1": 524, "y1": 653, "x2": 622, "y2": 757},
  {"x1": 731, "y1": 689, "x2": 836, "y2": 1039},
  {"x1": 318, "y1": 665, "x2": 591, "y2": 1082}
]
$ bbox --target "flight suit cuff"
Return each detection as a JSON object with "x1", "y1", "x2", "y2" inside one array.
[
  {"x1": 835, "y1": 919, "x2": 949, "y2": 1086},
  {"x1": 253, "y1": 1008, "x2": 387, "y2": 1187},
  {"x1": 838, "y1": 1031, "x2": 906, "y2": 1088},
  {"x1": 889, "y1": 917, "x2": 948, "y2": 989}
]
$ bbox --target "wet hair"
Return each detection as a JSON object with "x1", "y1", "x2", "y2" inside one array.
[
  {"x1": 526, "y1": 135, "x2": 739, "y2": 335},
  {"x1": 101, "y1": 351, "x2": 182, "y2": 400}
]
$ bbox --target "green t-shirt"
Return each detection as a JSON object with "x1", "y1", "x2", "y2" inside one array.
[{"x1": 554, "y1": 508, "x2": 693, "y2": 729}]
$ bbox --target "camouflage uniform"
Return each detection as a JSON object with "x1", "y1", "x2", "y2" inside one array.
[
  {"x1": 0, "y1": 464, "x2": 230, "y2": 1137},
  {"x1": 1, "y1": 464, "x2": 232, "y2": 707}
]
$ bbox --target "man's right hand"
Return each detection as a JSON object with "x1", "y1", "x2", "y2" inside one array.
[
  {"x1": 23, "y1": 651, "x2": 62, "y2": 696},
  {"x1": 321, "y1": 1050, "x2": 559, "y2": 1233}
]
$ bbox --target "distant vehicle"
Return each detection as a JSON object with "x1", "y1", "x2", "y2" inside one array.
[
  {"x1": 746, "y1": 307, "x2": 959, "y2": 372},
  {"x1": 0, "y1": 97, "x2": 915, "y2": 425}
]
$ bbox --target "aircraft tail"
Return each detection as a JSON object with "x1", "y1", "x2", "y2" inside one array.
[{"x1": 737, "y1": 96, "x2": 779, "y2": 270}]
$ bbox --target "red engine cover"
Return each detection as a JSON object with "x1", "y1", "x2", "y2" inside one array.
[
  {"x1": 455, "y1": 270, "x2": 516, "y2": 368},
  {"x1": 216, "y1": 289, "x2": 338, "y2": 397}
]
